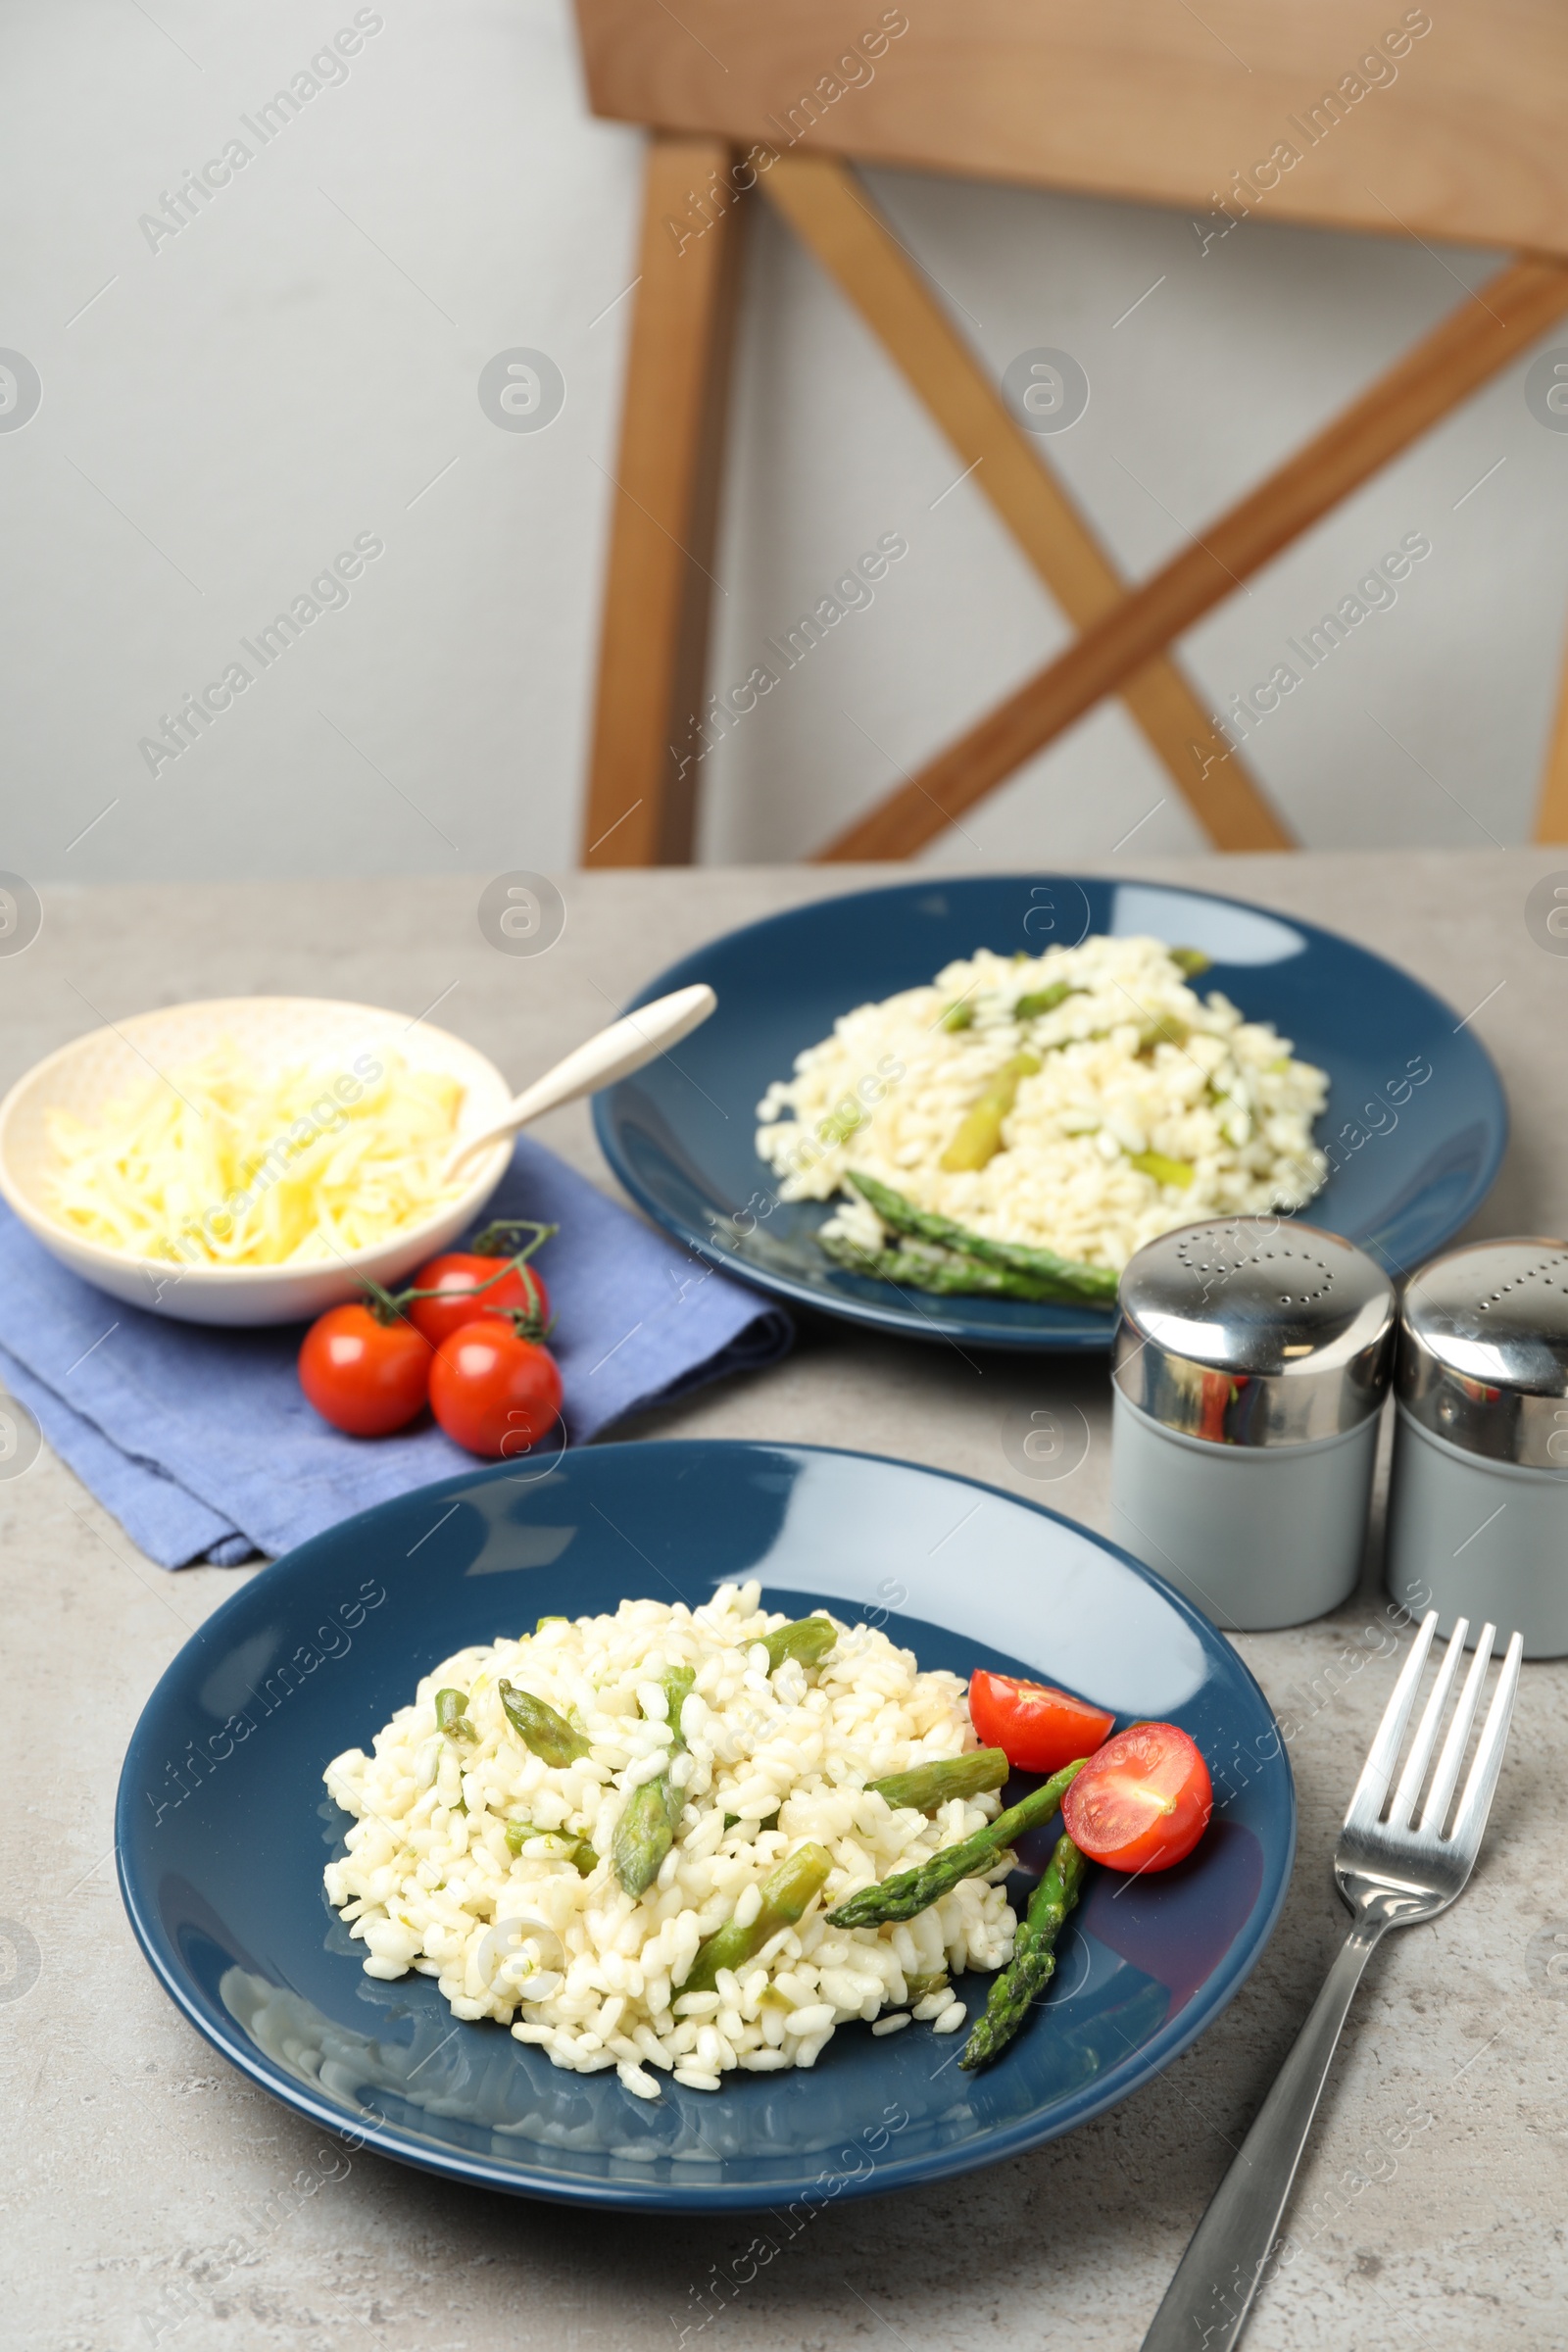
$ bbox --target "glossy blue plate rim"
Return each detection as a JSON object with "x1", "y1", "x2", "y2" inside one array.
[
  {"x1": 592, "y1": 872, "x2": 1508, "y2": 1352},
  {"x1": 116, "y1": 1439, "x2": 1296, "y2": 2211}
]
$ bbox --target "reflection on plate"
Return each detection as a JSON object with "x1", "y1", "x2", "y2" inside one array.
[
  {"x1": 117, "y1": 1441, "x2": 1295, "y2": 2210},
  {"x1": 593, "y1": 875, "x2": 1507, "y2": 1351}
]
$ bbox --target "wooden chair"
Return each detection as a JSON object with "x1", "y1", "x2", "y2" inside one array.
[{"x1": 572, "y1": 0, "x2": 1568, "y2": 864}]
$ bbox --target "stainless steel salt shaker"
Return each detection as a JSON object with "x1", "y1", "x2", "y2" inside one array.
[
  {"x1": 1111, "y1": 1217, "x2": 1396, "y2": 1631},
  {"x1": 1386, "y1": 1237, "x2": 1568, "y2": 1657}
]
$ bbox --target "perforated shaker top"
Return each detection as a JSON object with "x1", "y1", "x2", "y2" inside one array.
[
  {"x1": 1113, "y1": 1217, "x2": 1396, "y2": 1446},
  {"x1": 1398, "y1": 1237, "x2": 1568, "y2": 1470}
]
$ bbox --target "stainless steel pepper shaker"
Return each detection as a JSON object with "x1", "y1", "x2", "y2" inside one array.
[
  {"x1": 1111, "y1": 1217, "x2": 1396, "y2": 1631},
  {"x1": 1386, "y1": 1237, "x2": 1568, "y2": 1657}
]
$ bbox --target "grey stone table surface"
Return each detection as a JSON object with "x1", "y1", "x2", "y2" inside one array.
[{"x1": 4, "y1": 853, "x2": 1567, "y2": 2352}]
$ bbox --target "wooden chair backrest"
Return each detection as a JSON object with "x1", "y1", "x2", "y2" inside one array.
[
  {"x1": 574, "y1": 0, "x2": 1568, "y2": 257},
  {"x1": 572, "y1": 0, "x2": 1568, "y2": 860}
]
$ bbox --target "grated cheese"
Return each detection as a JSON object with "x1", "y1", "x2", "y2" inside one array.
[{"x1": 44, "y1": 1040, "x2": 466, "y2": 1268}]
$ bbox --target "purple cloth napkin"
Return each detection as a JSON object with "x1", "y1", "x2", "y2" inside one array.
[{"x1": 0, "y1": 1136, "x2": 790, "y2": 1567}]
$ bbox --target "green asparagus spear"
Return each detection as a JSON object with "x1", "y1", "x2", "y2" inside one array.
[
  {"x1": 612, "y1": 1773, "x2": 681, "y2": 1896},
  {"x1": 611, "y1": 1666, "x2": 700, "y2": 1897},
  {"x1": 867, "y1": 1749, "x2": 1008, "y2": 1811},
  {"x1": 661, "y1": 1663, "x2": 696, "y2": 1740},
  {"x1": 817, "y1": 1101, "x2": 865, "y2": 1146},
  {"x1": 903, "y1": 1970, "x2": 949, "y2": 2003},
  {"x1": 611, "y1": 1669, "x2": 699, "y2": 1897},
  {"x1": 1137, "y1": 1013, "x2": 1192, "y2": 1054},
  {"x1": 761, "y1": 1617, "x2": 837, "y2": 1674},
  {"x1": 505, "y1": 1818, "x2": 598, "y2": 1875},
  {"x1": 843, "y1": 1173, "x2": 1118, "y2": 1304},
  {"x1": 1127, "y1": 1149, "x2": 1195, "y2": 1191},
  {"x1": 679, "y1": 1842, "x2": 834, "y2": 1995},
  {"x1": 498, "y1": 1679, "x2": 590, "y2": 1767},
  {"x1": 820, "y1": 1232, "x2": 1077, "y2": 1302},
  {"x1": 940, "y1": 1053, "x2": 1042, "y2": 1172},
  {"x1": 1032, "y1": 1013, "x2": 1190, "y2": 1056},
  {"x1": 940, "y1": 999, "x2": 974, "y2": 1031},
  {"x1": 827, "y1": 1757, "x2": 1089, "y2": 1928},
  {"x1": 960, "y1": 1833, "x2": 1088, "y2": 2070},
  {"x1": 1012, "y1": 981, "x2": 1081, "y2": 1019},
  {"x1": 1168, "y1": 947, "x2": 1211, "y2": 977},
  {"x1": 434, "y1": 1688, "x2": 476, "y2": 1740}
]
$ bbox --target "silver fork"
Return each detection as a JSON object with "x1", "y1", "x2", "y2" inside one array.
[{"x1": 1141, "y1": 1610, "x2": 1523, "y2": 2352}]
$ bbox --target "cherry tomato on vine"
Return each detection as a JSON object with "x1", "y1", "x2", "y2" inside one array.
[
  {"x1": 298, "y1": 1303, "x2": 432, "y2": 1437},
  {"x1": 405, "y1": 1250, "x2": 551, "y2": 1349},
  {"x1": 1060, "y1": 1721, "x2": 1212, "y2": 1875},
  {"x1": 428, "y1": 1320, "x2": 564, "y2": 1458},
  {"x1": 968, "y1": 1670, "x2": 1115, "y2": 1776}
]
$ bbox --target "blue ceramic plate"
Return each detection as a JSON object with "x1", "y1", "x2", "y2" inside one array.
[
  {"x1": 593, "y1": 875, "x2": 1506, "y2": 1349},
  {"x1": 118, "y1": 1441, "x2": 1294, "y2": 2211}
]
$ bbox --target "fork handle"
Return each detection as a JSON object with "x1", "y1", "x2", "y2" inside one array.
[{"x1": 1139, "y1": 1919, "x2": 1386, "y2": 2352}]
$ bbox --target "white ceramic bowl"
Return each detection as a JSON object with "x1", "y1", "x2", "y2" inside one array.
[{"x1": 0, "y1": 996, "x2": 516, "y2": 1326}]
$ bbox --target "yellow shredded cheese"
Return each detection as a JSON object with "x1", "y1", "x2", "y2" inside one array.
[{"x1": 44, "y1": 1040, "x2": 467, "y2": 1268}]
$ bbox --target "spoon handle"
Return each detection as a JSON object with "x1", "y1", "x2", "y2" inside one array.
[{"x1": 446, "y1": 984, "x2": 715, "y2": 1178}]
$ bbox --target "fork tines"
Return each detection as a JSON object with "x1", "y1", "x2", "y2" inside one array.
[{"x1": 1346, "y1": 1610, "x2": 1524, "y2": 1850}]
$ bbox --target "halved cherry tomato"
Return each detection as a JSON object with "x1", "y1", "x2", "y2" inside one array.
[
  {"x1": 428, "y1": 1320, "x2": 564, "y2": 1458},
  {"x1": 298, "y1": 1303, "x2": 432, "y2": 1437},
  {"x1": 405, "y1": 1251, "x2": 550, "y2": 1349},
  {"x1": 1061, "y1": 1721, "x2": 1212, "y2": 1875},
  {"x1": 968, "y1": 1670, "x2": 1114, "y2": 1775}
]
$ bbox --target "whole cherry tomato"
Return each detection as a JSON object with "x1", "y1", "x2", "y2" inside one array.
[
  {"x1": 428, "y1": 1319, "x2": 564, "y2": 1458},
  {"x1": 406, "y1": 1250, "x2": 551, "y2": 1349},
  {"x1": 968, "y1": 1670, "x2": 1115, "y2": 1776},
  {"x1": 298, "y1": 1303, "x2": 432, "y2": 1437},
  {"x1": 1061, "y1": 1721, "x2": 1212, "y2": 1875}
]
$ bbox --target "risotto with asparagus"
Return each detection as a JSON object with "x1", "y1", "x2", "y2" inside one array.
[
  {"x1": 323, "y1": 1584, "x2": 1212, "y2": 2094},
  {"x1": 754, "y1": 935, "x2": 1329, "y2": 1302}
]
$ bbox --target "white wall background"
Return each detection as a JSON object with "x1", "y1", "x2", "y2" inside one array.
[{"x1": 3, "y1": 0, "x2": 1566, "y2": 885}]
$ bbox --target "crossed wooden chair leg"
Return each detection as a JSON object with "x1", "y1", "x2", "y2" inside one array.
[
  {"x1": 818, "y1": 253, "x2": 1568, "y2": 859},
  {"x1": 582, "y1": 134, "x2": 1568, "y2": 865},
  {"x1": 758, "y1": 154, "x2": 1292, "y2": 851}
]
